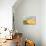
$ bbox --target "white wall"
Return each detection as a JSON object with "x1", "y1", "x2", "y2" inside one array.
[
  {"x1": 13, "y1": 0, "x2": 41, "y2": 46},
  {"x1": 41, "y1": 0, "x2": 46, "y2": 46},
  {"x1": 13, "y1": 0, "x2": 46, "y2": 46},
  {"x1": 0, "y1": 0, "x2": 46, "y2": 46},
  {"x1": 0, "y1": 0, "x2": 16, "y2": 30}
]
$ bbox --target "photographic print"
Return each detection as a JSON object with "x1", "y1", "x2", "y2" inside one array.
[{"x1": 23, "y1": 16, "x2": 36, "y2": 25}]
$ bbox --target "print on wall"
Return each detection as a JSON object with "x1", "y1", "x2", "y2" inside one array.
[{"x1": 23, "y1": 16, "x2": 36, "y2": 25}]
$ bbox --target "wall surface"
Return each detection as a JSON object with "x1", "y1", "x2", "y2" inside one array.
[
  {"x1": 13, "y1": 0, "x2": 46, "y2": 46},
  {"x1": 0, "y1": 0, "x2": 16, "y2": 38},
  {"x1": 0, "y1": 0, "x2": 16, "y2": 29},
  {"x1": 41, "y1": 0, "x2": 46, "y2": 46},
  {"x1": 0, "y1": 0, "x2": 46, "y2": 46},
  {"x1": 13, "y1": 0, "x2": 41, "y2": 46}
]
